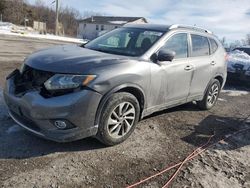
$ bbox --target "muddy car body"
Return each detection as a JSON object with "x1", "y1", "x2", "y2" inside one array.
[{"x1": 4, "y1": 24, "x2": 227, "y2": 145}]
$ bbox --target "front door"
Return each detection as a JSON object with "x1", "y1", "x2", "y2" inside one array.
[{"x1": 149, "y1": 33, "x2": 194, "y2": 107}]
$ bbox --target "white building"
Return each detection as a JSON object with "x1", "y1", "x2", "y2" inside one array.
[{"x1": 77, "y1": 16, "x2": 147, "y2": 40}]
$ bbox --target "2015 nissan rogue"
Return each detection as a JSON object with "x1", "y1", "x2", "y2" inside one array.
[{"x1": 4, "y1": 24, "x2": 227, "y2": 145}]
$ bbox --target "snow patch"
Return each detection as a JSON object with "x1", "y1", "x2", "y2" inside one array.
[
  {"x1": 222, "y1": 89, "x2": 249, "y2": 96},
  {"x1": 218, "y1": 98, "x2": 227, "y2": 102},
  {"x1": 109, "y1": 21, "x2": 127, "y2": 24},
  {"x1": 0, "y1": 22, "x2": 14, "y2": 31},
  {"x1": 0, "y1": 22, "x2": 87, "y2": 44},
  {"x1": 228, "y1": 50, "x2": 250, "y2": 63}
]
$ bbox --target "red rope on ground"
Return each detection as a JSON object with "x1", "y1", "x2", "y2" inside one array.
[
  {"x1": 126, "y1": 127, "x2": 250, "y2": 188},
  {"x1": 161, "y1": 135, "x2": 214, "y2": 188},
  {"x1": 126, "y1": 135, "x2": 214, "y2": 188}
]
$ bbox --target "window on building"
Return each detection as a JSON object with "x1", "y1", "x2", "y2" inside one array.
[
  {"x1": 96, "y1": 25, "x2": 99, "y2": 30},
  {"x1": 101, "y1": 25, "x2": 104, "y2": 31},
  {"x1": 191, "y1": 34, "x2": 210, "y2": 57}
]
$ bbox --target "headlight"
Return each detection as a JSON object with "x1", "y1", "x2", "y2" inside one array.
[{"x1": 44, "y1": 74, "x2": 96, "y2": 91}]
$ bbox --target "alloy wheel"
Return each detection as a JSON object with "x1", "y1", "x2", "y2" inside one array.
[
  {"x1": 207, "y1": 83, "x2": 219, "y2": 106},
  {"x1": 107, "y1": 102, "x2": 135, "y2": 139}
]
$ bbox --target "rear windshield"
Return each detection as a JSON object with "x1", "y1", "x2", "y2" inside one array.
[
  {"x1": 234, "y1": 48, "x2": 250, "y2": 55},
  {"x1": 85, "y1": 28, "x2": 164, "y2": 56}
]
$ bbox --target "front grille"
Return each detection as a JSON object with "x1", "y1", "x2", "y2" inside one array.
[{"x1": 14, "y1": 65, "x2": 54, "y2": 97}]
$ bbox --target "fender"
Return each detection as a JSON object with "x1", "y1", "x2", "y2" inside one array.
[
  {"x1": 203, "y1": 74, "x2": 224, "y2": 98},
  {"x1": 94, "y1": 83, "x2": 146, "y2": 126}
]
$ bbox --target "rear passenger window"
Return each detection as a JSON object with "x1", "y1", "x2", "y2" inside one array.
[
  {"x1": 162, "y1": 33, "x2": 188, "y2": 59},
  {"x1": 209, "y1": 38, "x2": 218, "y2": 54},
  {"x1": 191, "y1": 34, "x2": 209, "y2": 57}
]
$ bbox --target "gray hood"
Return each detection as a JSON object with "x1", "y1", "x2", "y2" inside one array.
[{"x1": 25, "y1": 45, "x2": 129, "y2": 74}]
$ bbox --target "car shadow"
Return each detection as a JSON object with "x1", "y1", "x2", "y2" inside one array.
[
  {"x1": 0, "y1": 115, "x2": 105, "y2": 159},
  {"x1": 181, "y1": 114, "x2": 250, "y2": 150}
]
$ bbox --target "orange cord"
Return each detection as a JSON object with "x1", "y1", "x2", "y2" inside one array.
[{"x1": 126, "y1": 127, "x2": 250, "y2": 188}]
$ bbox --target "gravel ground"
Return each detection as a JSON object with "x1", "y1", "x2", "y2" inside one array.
[{"x1": 0, "y1": 34, "x2": 249, "y2": 188}]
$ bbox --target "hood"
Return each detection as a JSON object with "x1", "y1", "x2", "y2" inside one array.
[{"x1": 25, "y1": 45, "x2": 129, "y2": 74}]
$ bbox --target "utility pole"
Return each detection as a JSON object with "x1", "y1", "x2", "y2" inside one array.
[{"x1": 55, "y1": 0, "x2": 59, "y2": 35}]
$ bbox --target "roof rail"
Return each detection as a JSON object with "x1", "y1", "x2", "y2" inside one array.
[{"x1": 169, "y1": 24, "x2": 213, "y2": 34}]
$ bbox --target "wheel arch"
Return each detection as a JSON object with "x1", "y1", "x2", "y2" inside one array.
[
  {"x1": 214, "y1": 75, "x2": 224, "y2": 87},
  {"x1": 203, "y1": 75, "x2": 224, "y2": 98},
  {"x1": 94, "y1": 84, "x2": 146, "y2": 126}
]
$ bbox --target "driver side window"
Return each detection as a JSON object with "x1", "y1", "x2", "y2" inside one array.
[{"x1": 162, "y1": 33, "x2": 188, "y2": 59}]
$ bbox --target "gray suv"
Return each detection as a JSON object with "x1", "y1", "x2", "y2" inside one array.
[{"x1": 4, "y1": 24, "x2": 227, "y2": 145}]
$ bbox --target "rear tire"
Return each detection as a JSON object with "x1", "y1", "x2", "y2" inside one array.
[
  {"x1": 197, "y1": 79, "x2": 221, "y2": 110},
  {"x1": 97, "y1": 92, "x2": 140, "y2": 146}
]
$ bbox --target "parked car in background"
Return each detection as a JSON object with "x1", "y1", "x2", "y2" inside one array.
[
  {"x1": 227, "y1": 47, "x2": 250, "y2": 83},
  {"x1": 4, "y1": 24, "x2": 227, "y2": 145}
]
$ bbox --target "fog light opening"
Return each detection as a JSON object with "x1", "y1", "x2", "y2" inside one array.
[{"x1": 54, "y1": 120, "x2": 67, "y2": 129}]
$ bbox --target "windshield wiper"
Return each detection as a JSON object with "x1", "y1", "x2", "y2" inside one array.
[{"x1": 89, "y1": 48, "x2": 130, "y2": 56}]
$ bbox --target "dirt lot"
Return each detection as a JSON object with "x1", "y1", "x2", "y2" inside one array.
[{"x1": 0, "y1": 34, "x2": 249, "y2": 188}]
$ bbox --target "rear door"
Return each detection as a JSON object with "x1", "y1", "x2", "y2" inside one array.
[{"x1": 188, "y1": 34, "x2": 212, "y2": 99}]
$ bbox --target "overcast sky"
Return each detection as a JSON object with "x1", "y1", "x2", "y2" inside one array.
[{"x1": 28, "y1": 0, "x2": 250, "y2": 43}]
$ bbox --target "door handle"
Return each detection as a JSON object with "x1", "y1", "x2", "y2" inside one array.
[
  {"x1": 184, "y1": 65, "x2": 193, "y2": 71},
  {"x1": 211, "y1": 61, "x2": 216, "y2": 65}
]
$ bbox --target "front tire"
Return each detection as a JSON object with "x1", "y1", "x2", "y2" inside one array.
[
  {"x1": 197, "y1": 79, "x2": 221, "y2": 110},
  {"x1": 97, "y1": 92, "x2": 140, "y2": 146}
]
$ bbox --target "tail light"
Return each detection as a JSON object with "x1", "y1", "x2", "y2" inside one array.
[{"x1": 225, "y1": 53, "x2": 229, "y2": 61}]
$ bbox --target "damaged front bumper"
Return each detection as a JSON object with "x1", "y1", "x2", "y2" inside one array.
[{"x1": 3, "y1": 72, "x2": 102, "y2": 142}]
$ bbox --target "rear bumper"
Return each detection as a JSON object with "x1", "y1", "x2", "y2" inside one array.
[{"x1": 4, "y1": 75, "x2": 102, "y2": 142}]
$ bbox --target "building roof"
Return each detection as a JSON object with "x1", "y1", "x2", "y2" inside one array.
[{"x1": 78, "y1": 16, "x2": 147, "y2": 25}]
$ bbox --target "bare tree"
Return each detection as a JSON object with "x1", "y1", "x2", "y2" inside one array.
[
  {"x1": 220, "y1": 37, "x2": 227, "y2": 47},
  {"x1": 0, "y1": 0, "x2": 5, "y2": 14},
  {"x1": 229, "y1": 40, "x2": 242, "y2": 49},
  {"x1": 246, "y1": 34, "x2": 250, "y2": 45},
  {"x1": 0, "y1": 0, "x2": 103, "y2": 36}
]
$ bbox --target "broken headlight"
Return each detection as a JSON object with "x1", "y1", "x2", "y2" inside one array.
[{"x1": 44, "y1": 74, "x2": 96, "y2": 91}]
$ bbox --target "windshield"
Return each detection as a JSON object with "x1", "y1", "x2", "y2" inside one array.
[{"x1": 84, "y1": 27, "x2": 164, "y2": 56}]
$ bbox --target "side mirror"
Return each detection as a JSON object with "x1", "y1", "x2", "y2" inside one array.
[{"x1": 157, "y1": 49, "x2": 176, "y2": 62}]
